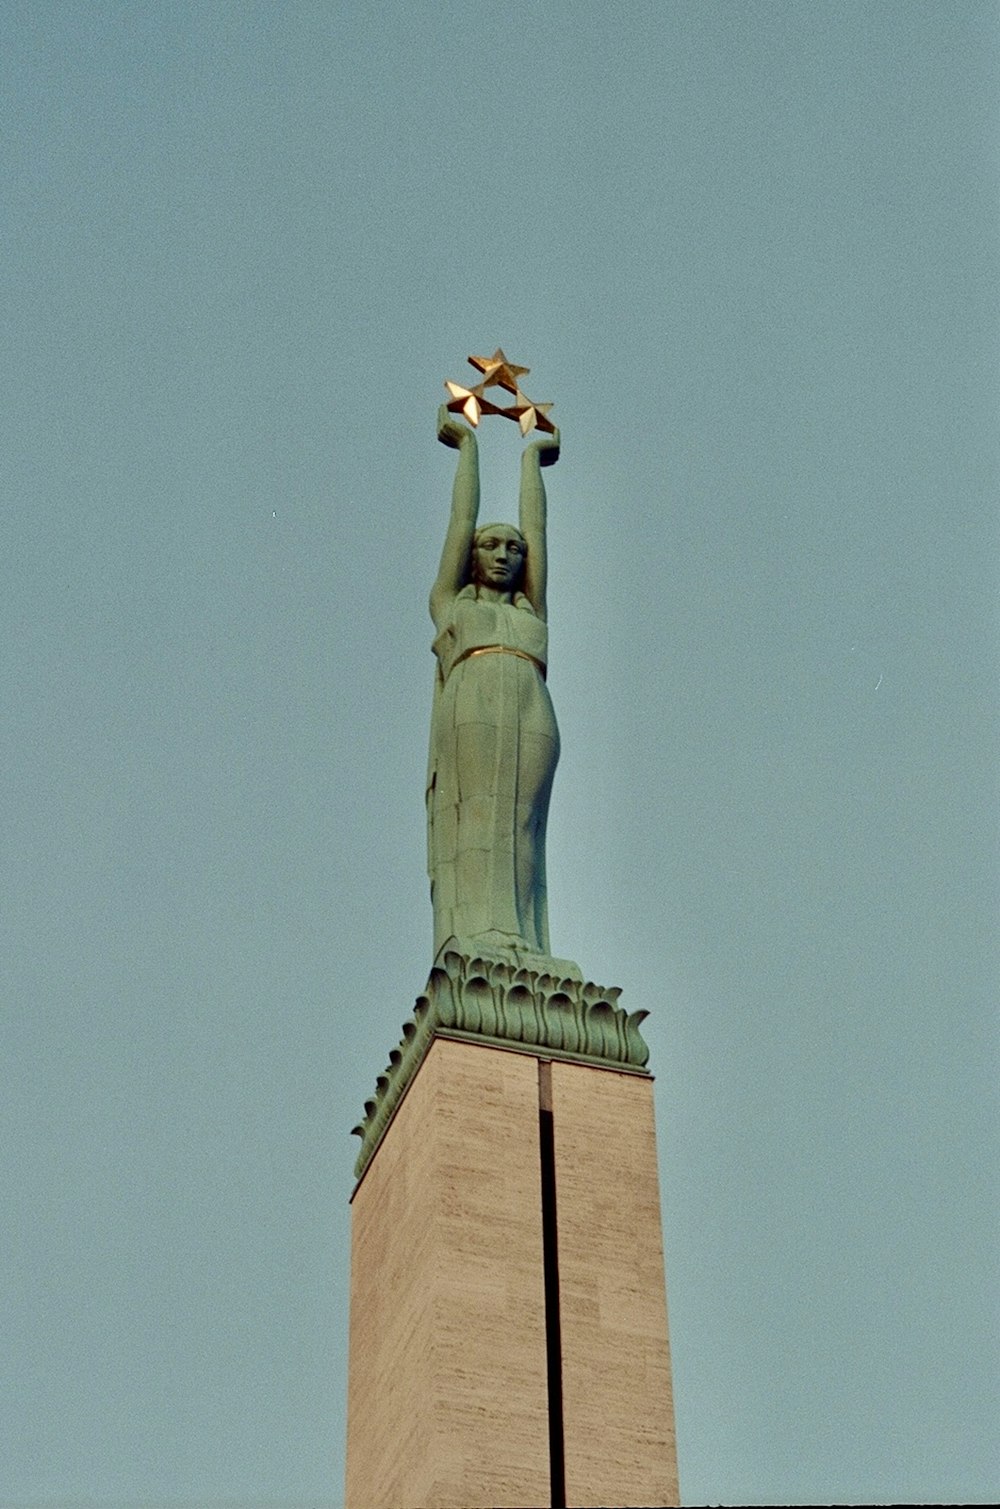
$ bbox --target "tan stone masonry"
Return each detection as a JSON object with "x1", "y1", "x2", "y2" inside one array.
[{"x1": 346, "y1": 1036, "x2": 678, "y2": 1509}]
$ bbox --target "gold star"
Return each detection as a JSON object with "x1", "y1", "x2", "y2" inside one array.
[
  {"x1": 469, "y1": 348, "x2": 530, "y2": 395},
  {"x1": 443, "y1": 380, "x2": 482, "y2": 425},
  {"x1": 505, "y1": 388, "x2": 556, "y2": 435},
  {"x1": 443, "y1": 380, "x2": 504, "y2": 427}
]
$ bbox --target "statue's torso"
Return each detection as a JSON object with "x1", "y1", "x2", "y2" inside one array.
[
  {"x1": 432, "y1": 593, "x2": 548, "y2": 682},
  {"x1": 427, "y1": 589, "x2": 558, "y2": 956}
]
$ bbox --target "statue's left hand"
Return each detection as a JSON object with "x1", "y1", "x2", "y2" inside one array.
[
  {"x1": 437, "y1": 405, "x2": 475, "y2": 450},
  {"x1": 526, "y1": 428, "x2": 560, "y2": 468}
]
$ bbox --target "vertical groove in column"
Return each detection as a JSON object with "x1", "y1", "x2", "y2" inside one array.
[{"x1": 538, "y1": 1060, "x2": 566, "y2": 1509}]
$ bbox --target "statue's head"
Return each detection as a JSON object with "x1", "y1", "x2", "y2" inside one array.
[{"x1": 471, "y1": 524, "x2": 527, "y2": 592}]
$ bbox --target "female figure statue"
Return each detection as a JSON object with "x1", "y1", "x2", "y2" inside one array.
[{"x1": 428, "y1": 407, "x2": 561, "y2": 964}]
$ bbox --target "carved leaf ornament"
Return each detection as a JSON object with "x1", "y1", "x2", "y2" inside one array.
[{"x1": 352, "y1": 954, "x2": 651, "y2": 1182}]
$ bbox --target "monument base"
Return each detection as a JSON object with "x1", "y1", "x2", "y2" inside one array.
[{"x1": 345, "y1": 964, "x2": 679, "y2": 1509}]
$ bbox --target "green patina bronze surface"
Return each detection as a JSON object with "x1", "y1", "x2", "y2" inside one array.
[
  {"x1": 352, "y1": 951, "x2": 651, "y2": 1182},
  {"x1": 427, "y1": 408, "x2": 561, "y2": 964}
]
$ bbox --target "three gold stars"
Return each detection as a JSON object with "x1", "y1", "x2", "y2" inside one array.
[{"x1": 444, "y1": 349, "x2": 556, "y2": 435}]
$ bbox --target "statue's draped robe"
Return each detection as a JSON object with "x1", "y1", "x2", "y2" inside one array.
[{"x1": 427, "y1": 587, "x2": 559, "y2": 959}]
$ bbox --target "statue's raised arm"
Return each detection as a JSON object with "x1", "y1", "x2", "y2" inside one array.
[
  {"x1": 518, "y1": 429, "x2": 559, "y2": 620},
  {"x1": 430, "y1": 407, "x2": 480, "y2": 631}
]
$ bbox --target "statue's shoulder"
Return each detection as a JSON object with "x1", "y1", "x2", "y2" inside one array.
[{"x1": 431, "y1": 586, "x2": 472, "y2": 666}]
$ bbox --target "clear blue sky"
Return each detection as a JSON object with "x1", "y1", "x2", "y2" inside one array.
[{"x1": 3, "y1": 3, "x2": 997, "y2": 1505}]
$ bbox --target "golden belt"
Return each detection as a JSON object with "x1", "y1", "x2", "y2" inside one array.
[{"x1": 456, "y1": 645, "x2": 546, "y2": 678}]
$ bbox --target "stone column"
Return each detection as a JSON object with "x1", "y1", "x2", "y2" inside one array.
[
  {"x1": 345, "y1": 960, "x2": 679, "y2": 1509},
  {"x1": 346, "y1": 1038, "x2": 551, "y2": 1509}
]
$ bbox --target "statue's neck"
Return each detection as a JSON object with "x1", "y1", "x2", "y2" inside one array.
[{"x1": 474, "y1": 585, "x2": 515, "y2": 606}]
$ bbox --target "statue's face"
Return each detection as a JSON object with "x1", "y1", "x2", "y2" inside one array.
[{"x1": 473, "y1": 526, "x2": 526, "y2": 590}]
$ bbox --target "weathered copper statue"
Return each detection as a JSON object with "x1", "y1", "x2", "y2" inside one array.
[{"x1": 428, "y1": 405, "x2": 560, "y2": 965}]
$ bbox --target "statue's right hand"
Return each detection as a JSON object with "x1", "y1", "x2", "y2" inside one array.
[{"x1": 437, "y1": 405, "x2": 475, "y2": 450}]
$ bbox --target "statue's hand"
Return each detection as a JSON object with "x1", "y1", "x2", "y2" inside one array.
[
  {"x1": 525, "y1": 427, "x2": 560, "y2": 468},
  {"x1": 437, "y1": 405, "x2": 475, "y2": 450}
]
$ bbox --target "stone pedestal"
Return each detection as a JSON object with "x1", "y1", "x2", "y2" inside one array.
[
  {"x1": 549, "y1": 1058, "x2": 679, "y2": 1508},
  {"x1": 345, "y1": 960, "x2": 679, "y2": 1509}
]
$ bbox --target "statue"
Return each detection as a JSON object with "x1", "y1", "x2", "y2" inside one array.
[
  {"x1": 352, "y1": 354, "x2": 652, "y2": 1181},
  {"x1": 428, "y1": 352, "x2": 562, "y2": 968}
]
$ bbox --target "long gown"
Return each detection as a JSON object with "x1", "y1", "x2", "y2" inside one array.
[{"x1": 427, "y1": 585, "x2": 559, "y2": 961}]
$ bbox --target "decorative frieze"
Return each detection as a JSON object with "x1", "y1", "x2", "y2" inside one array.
[{"x1": 352, "y1": 950, "x2": 651, "y2": 1181}]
